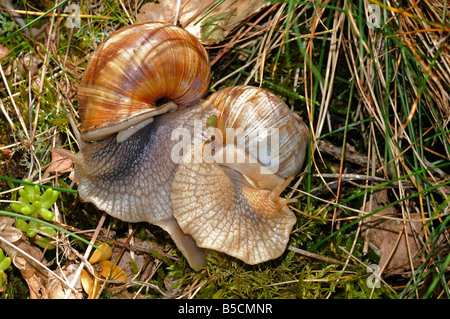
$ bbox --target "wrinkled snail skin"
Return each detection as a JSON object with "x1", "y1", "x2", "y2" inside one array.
[
  {"x1": 75, "y1": 101, "x2": 216, "y2": 223},
  {"x1": 78, "y1": 22, "x2": 211, "y2": 142},
  {"x1": 74, "y1": 100, "x2": 218, "y2": 270},
  {"x1": 172, "y1": 161, "x2": 298, "y2": 265}
]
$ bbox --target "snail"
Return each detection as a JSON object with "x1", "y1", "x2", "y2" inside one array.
[
  {"x1": 56, "y1": 22, "x2": 309, "y2": 271},
  {"x1": 172, "y1": 86, "x2": 309, "y2": 265}
]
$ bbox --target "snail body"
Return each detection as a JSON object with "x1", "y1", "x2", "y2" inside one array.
[
  {"x1": 59, "y1": 22, "x2": 309, "y2": 270},
  {"x1": 172, "y1": 86, "x2": 308, "y2": 265},
  {"x1": 73, "y1": 100, "x2": 217, "y2": 270}
]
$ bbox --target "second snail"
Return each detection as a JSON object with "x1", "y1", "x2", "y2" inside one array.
[{"x1": 57, "y1": 22, "x2": 309, "y2": 270}]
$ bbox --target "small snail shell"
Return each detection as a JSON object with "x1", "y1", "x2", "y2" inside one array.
[
  {"x1": 78, "y1": 22, "x2": 211, "y2": 142},
  {"x1": 171, "y1": 86, "x2": 309, "y2": 265},
  {"x1": 205, "y1": 86, "x2": 309, "y2": 186}
]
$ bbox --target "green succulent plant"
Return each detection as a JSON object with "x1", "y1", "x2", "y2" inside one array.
[
  {"x1": 0, "y1": 248, "x2": 11, "y2": 289},
  {"x1": 11, "y1": 180, "x2": 59, "y2": 250}
]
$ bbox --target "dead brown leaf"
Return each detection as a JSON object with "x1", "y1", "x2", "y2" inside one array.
[
  {"x1": 0, "y1": 217, "x2": 81, "y2": 298},
  {"x1": 43, "y1": 150, "x2": 74, "y2": 179},
  {"x1": 136, "y1": 0, "x2": 270, "y2": 44},
  {"x1": 16, "y1": 258, "x2": 49, "y2": 299},
  {"x1": 361, "y1": 189, "x2": 424, "y2": 276},
  {"x1": 0, "y1": 218, "x2": 22, "y2": 243},
  {"x1": 0, "y1": 44, "x2": 10, "y2": 60},
  {"x1": 0, "y1": 44, "x2": 11, "y2": 77}
]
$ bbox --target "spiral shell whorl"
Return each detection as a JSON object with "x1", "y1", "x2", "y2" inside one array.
[
  {"x1": 206, "y1": 86, "x2": 309, "y2": 179},
  {"x1": 78, "y1": 22, "x2": 211, "y2": 141}
]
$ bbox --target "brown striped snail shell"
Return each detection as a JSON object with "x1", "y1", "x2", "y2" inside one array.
[
  {"x1": 205, "y1": 86, "x2": 309, "y2": 187},
  {"x1": 77, "y1": 22, "x2": 211, "y2": 142}
]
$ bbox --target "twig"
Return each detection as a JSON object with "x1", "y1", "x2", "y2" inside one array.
[{"x1": 63, "y1": 212, "x2": 107, "y2": 299}]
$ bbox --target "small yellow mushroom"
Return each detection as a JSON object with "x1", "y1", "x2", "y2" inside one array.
[
  {"x1": 88, "y1": 243, "x2": 112, "y2": 264},
  {"x1": 80, "y1": 243, "x2": 127, "y2": 298},
  {"x1": 98, "y1": 260, "x2": 127, "y2": 281},
  {"x1": 80, "y1": 268, "x2": 101, "y2": 299}
]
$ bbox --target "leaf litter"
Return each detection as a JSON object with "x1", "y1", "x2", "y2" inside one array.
[
  {"x1": 136, "y1": 0, "x2": 270, "y2": 44},
  {"x1": 361, "y1": 189, "x2": 425, "y2": 277}
]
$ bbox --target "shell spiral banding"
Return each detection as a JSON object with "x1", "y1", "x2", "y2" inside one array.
[
  {"x1": 206, "y1": 86, "x2": 309, "y2": 180},
  {"x1": 78, "y1": 22, "x2": 211, "y2": 141}
]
